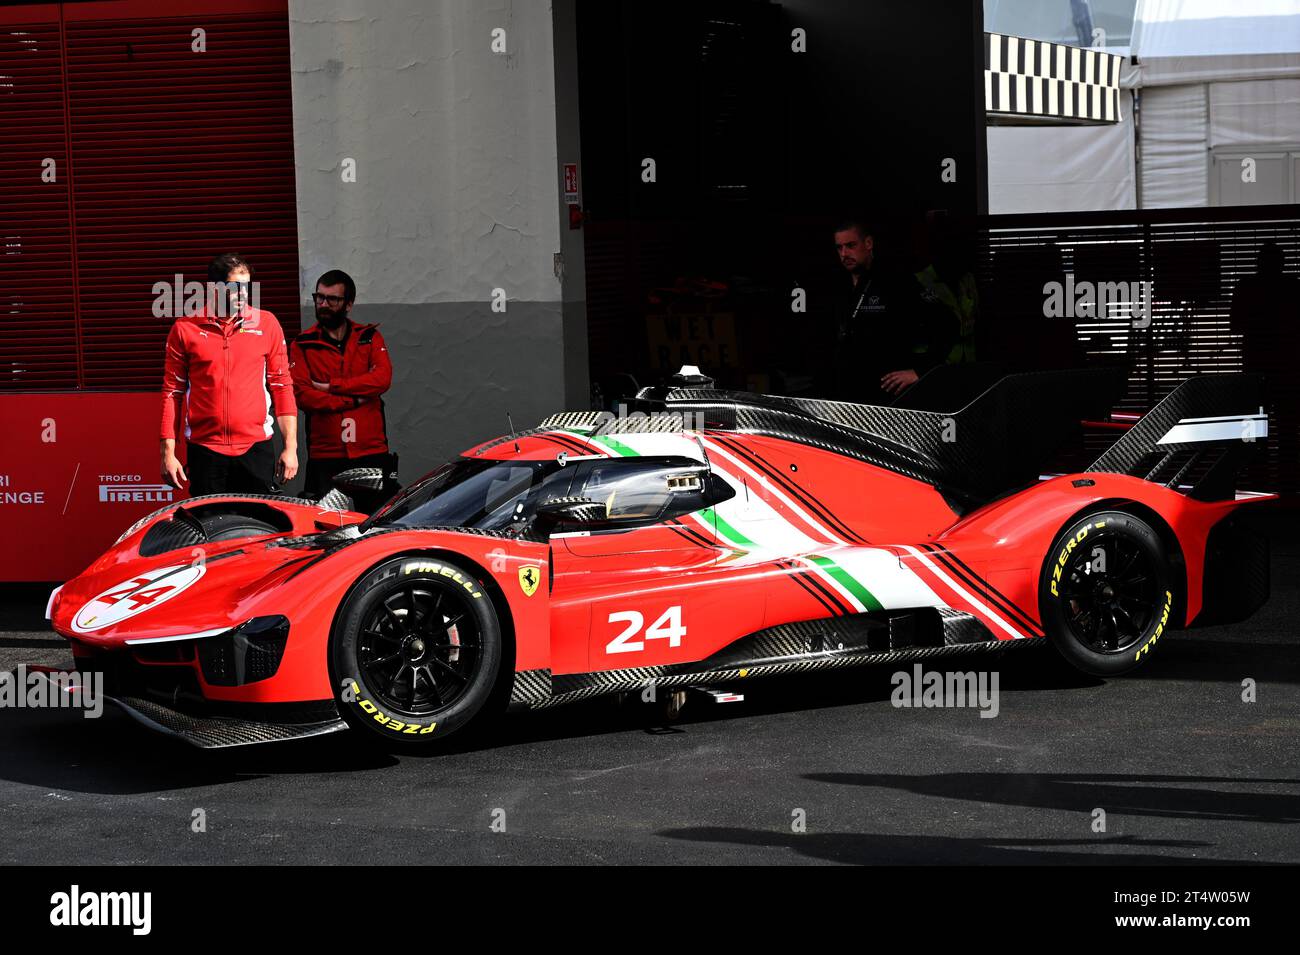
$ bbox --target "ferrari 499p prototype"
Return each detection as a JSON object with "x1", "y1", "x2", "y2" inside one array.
[{"x1": 44, "y1": 369, "x2": 1273, "y2": 749}]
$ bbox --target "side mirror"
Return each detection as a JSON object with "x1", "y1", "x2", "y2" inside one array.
[
  {"x1": 332, "y1": 467, "x2": 385, "y2": 494},
  {"x1": 319, "y1": 467, "x2": 385, "y2": 514},
  {"x1": 533, "y1": 497, "x2": 608, "y2": 534}
]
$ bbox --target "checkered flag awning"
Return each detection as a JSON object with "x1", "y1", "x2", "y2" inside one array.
[{"x1": 985, "y1": 32, "x2": 1124, "y2": 125}]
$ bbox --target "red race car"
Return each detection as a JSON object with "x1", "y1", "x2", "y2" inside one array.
[{"x1": 43, "y1": 369, "x2": 1273, "y2": 749}]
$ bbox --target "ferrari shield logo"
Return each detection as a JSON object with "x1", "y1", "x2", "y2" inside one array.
[{"x1": 517, "y1": 566, "x2": 541, "y2": 597}]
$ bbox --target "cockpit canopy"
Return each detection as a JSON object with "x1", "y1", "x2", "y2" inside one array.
[{"x1": 367, "y1": 454, "x2": 733, "y2": 535}]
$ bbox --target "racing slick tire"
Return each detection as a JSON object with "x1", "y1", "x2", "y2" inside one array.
[
  {"x1": 1039, "y1": 509, "x2": 1175, "y2": 677},
  {"x1": 330, "y1": 556, "x2": 504, "y2": 749}
]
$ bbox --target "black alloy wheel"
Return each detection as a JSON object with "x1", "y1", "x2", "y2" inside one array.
[
  {"x1": 331, "y1": 556, "x2": 504, "y2": 747},
  {"x1": 1040, "y1": 510, "x2": 1175, "y2": 676}
]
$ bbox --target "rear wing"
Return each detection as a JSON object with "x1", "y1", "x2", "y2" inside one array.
[{"x1": 1087, "y1": 374, "x2": 1269, "y2": 501}]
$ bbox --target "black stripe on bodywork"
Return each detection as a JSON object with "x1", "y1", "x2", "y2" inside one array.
[
  {"x1": 283, "y1": 550, "x2": 341, "y2": 581},
  {"x1": 194, "y1": 547, "x2": 247, "y2": 567},
  {"x1": 745, "y1": 441, "x2": 871, "y2": 544},
  {"x1": 776, "y1": 557, "x2": 852, "y2": 617},
  {"x1": 931, "y1": 545, "x2": 1041, "y2": 635},
  {"x1": 779, "y1": 564, "x2": 842, "y2": 618},
  {"x1": 711, "y1": 434, "x2": 868, "y2": 544},
  {"x1": 539, "y1": 432, "x2": 598, "y2": 455},
  {"x1": 666, "y1": 522, "x2": 714, "y2": 550},
  {"x1": 920, "y1": 543, "x2": 1042, "y2": 636},
  {"x1": 667, "y1": 519, "x2": 715, "y2": 548}
]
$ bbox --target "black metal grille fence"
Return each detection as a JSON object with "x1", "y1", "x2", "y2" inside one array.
[{"x1": 978, "y1": 205, "x2": 1300, "y2": 494}]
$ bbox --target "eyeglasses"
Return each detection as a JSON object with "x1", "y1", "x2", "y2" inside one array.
[{"x1": 312, "y1": 293, "x2": 347, "y2": 307}]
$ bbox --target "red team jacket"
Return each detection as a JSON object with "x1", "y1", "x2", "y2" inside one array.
[
  {"x1": 289, "y1": 321, "x2": 393, "y2": 459},
  {"x1": 161, "y1": 307, "x2": 297, "y2": 456}
]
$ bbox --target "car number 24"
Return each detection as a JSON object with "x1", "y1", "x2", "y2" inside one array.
[{"x1": 605, "y1": 606, "x2": 686, "y2": 655}]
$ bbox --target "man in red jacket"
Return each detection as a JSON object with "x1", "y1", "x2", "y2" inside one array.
[
  {"x1": 290, "y1": 269, "x2": 395, "y2": 500},
  {"x1": 160, "y1": 253, "x2": 299, "y2": 495}
]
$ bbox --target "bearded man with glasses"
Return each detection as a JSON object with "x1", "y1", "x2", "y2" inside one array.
[{"x1": 290, "y1": 269, "x2": 396, "y2": 506}]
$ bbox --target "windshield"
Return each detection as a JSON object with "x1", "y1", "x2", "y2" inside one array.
[{"x1": 365, "y1": 458, "x2": 575, "y2": 533}]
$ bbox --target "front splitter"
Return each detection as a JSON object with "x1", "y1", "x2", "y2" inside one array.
[
  {"x1": 26, "y1": 668, "x2": 348, "y2": 749},
  {"x1": 108, "y1": 694, "x2": 348, "y2": 749}
]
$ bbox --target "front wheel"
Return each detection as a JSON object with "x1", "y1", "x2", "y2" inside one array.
[
  {"x1": 198, "y1": 513, "x2": 279, "y2": 542},
  {"x1": 330, "y1": 556, "x2": 504, "y2": 749},
  {"x1": 1039, "y1": 510, "x2": 1175, "y2": 676}
]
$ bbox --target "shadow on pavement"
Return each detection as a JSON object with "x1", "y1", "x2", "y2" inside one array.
[
  {"x1": 656, "y1": 826, "x2": 1249, "y2": 865},
  {"x1": 807, "y1": 770, "x2": 1300, "y2": 825}
]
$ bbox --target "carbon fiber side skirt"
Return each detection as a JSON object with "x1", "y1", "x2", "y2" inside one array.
[{"x1": 511, "y1": 610, "x2": 1036, "y2": 710}]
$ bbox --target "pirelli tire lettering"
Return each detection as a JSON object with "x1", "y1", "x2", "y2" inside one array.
[
  {"x1": 344, "y1": 679, "x2": 438, "y2": 735},
  {"x1": 401, "y1": 560, "x2": 484, "y2": 599},
  {"x1": 1135, "y1": 591, "x2": 1174, "y2": 663}
]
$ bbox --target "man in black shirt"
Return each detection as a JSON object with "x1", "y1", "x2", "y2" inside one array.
[{"x1": 825, "y1": 218, "x2": 952, "y2": 404}]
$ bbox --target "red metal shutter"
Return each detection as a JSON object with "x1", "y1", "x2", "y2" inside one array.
[
  {"x1": 65, "y1": 1, "x2": 300, "y2": 388},
  {"x1": 0, "y1": 0, "x2": 300, "y2": 392},
  {"x1": 0, "y1": 5, "x2": 79, "y2": 390}
]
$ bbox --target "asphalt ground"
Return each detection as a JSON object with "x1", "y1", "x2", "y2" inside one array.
[{"x1": 0, "y1": 511, "x2": 1297, "y2": 866}]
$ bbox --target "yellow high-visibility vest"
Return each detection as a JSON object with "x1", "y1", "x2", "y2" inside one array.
[{"x1": 916, "y1": 264, "x2": 978, "y2": 364}]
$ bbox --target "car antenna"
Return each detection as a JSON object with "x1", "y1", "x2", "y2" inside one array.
[
  {"x1": 507, "y1": 411, "x2": 520, "y2": 453},
  {"x1": 694, "y1": 433, "x2": 710, "y2": 468}
]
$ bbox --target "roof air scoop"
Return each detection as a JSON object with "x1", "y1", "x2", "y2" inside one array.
[{"x1": 669, "y1": 365, "x2": 714, "y2": 390}]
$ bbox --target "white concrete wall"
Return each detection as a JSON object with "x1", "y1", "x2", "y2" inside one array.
[
  {"x1": 286, "y1": 0, "x2": 579, "y2": 486},
  {"x1": 290, "y1": 0, "x2": 562, "y2": 302}
]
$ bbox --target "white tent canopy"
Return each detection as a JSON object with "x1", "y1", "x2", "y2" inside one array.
[
  {"x1": 988, "y1": 108, "x2": 1138, "y2": 211},
  {"x1": 1131, "y1": 0, "x2": 1300, "y2": 85},
  {"x1": 987, "y1": 0, "x2": 1300, "y2": 212}
]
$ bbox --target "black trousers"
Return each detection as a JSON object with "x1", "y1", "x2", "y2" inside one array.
[
  {"x1": 304, "y1": 452, "x2": 396, "y2": 511},
  {"x1": 186, "y1": 440, "x2": 275, "y2": 497}
]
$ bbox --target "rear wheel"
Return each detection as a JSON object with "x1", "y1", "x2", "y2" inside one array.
[
  {"x1": 330, "y1": 556, "x2": 504, "y2": 749},
  {"x1": 1039, "y1": 510, "x2": 1175, "y2": 676}
]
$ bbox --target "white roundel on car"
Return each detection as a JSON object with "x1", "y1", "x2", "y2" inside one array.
[{"x1": 71, "y1": 563, "x2": 207, "y2": 634}]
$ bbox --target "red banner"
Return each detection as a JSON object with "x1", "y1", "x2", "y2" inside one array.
[{"x1": 0, "y1": 393, "x2": 188, "y2": 582}]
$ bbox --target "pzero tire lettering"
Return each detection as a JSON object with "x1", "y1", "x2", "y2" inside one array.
[{"x1": 346, "y1": 679, "x2": 437, "y2": 734}]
